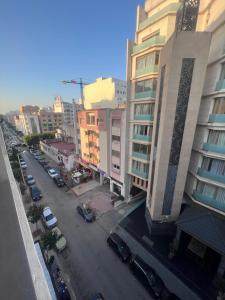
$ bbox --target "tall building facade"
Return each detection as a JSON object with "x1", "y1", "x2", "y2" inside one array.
[
  {"x1": 84, "y1": 77, "x2": 127, "y2": 109},
  {"x1": 124, "y1": 0, "x2": 225, "y2": 296},
  {"x1": 125, "y1": 0, "x2": 180, "y2": 195}
]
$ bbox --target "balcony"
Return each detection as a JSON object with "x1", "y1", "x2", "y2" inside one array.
[
  {"x1": 202, "y1": 143, "x2": 225, "y2": 154},
  {"x1": 136, "y1": 65, "x2": 158, "y2": 77},
  {"x1": 112, "y1": 140, "x2": 120, "y2": 151},
  {"x1": 208, "y1": 114, "x2": 225, "y2": 123},
  {"x1": 132, "y1": 35, "x2": 165, "y2": 54},
  {"x1": 197, "y1": 168, "x2": 225, "y2": 184},
  {"x1": 132, "y1": 167, "x2": 148, "y2": 179},
  {"x1": 112, "y1": 126, "x2": 120, "y2": 136},
  {"x1": 138, "y1": 3, "x2": 180, "y2": 30},
  {"x1": 215, "y1": 79, "x2": 225, "y2": 91},
  {"x1": 134, "y1": 90, "x2": 156, "y2": 100},
  {"x1": 193, "y1": 190, "x2": 225, "y2": 213},
  {"x1": 133, "y1": 133, "x2": 151, "y2": 142},
  {"x1": 134, "y1": 114, "x2": 153, "y2": 121},
  {"x1": 132, "y1": 151, "x2": 149, "y2": 161}
]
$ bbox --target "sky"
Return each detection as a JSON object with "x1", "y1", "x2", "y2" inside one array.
[{"x1": 0, "y1": 0, "x2": 142, "y2": 113}]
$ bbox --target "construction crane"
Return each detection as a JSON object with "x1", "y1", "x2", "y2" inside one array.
[{"x1": 61, "y1": 78, "x2": 89, "y2": 105}]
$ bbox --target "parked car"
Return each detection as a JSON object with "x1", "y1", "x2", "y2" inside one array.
[
  {"x1": 48, "y1": 168, "x2": 59, "y2": 178},
  {"x1": 30, "y1": 185, "x2": 42, "y2": 201},
  {"x1": 26, "y1": 174, "x2": 35, "y2": 186},
  {"x1": 20, "y1": 161, "x2": 27, "y2": 169},
  {"x1": 53, "y1": 176, "x2": 65, "y2": 187},
  {"x1": 42, "y1": 207, "x2": 57, "y2": 228},
  {"x1": 51, "y1": 227, "x2": 67, "y2": 252},
  {"x1": 107, "y1": 233, "x2": 131, "y2": 262},
  {"x1": 44, "y1": 165, "x2": 51, "y2": 172},
  {"x1": 76, "y1": 204, "x2": 96, "y2": 222},
  {"x1": 90, "y1": 293, "x2": 104, "y2": 300},
  {"x1": 129, "y1": 255, "x2": 165, "y2": 298}
]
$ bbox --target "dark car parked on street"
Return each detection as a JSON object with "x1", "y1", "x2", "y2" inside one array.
[
  {"x1": 129, "y1": 255, "x2": 165, "y2": 299},
  {"x1": 53, "y1": 176, "x2": 65, "y2": 187},
  {"x1": 107, "y1": 233, "x2": 131, "y2": 262},
  {"x1": 30, "y1": 185, "x2": 42, "y2": 201},
  {"x1": 76, "y1": 204, "x2": 96, "y2": 222}
]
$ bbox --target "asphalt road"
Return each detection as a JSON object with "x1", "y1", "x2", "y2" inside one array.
[{"x1": 22, "y1": 150, "x2": 151, "y2": 300}]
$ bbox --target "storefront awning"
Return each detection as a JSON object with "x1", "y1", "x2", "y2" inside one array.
[{"x1": 176, "y1": 206, "x2": 225, "y2": 256}]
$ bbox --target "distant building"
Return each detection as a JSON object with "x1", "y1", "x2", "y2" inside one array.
[
  {"x1": 40, "y1": 140, "x2": 76, "y2": 171},
  {"x1": 5, "y1": 110, "x2": 19, "y2": 126},
  {"x1": 38, "y1": 109, "x2": 63, "y2": 133},
  {"x1": 84, "y1": 77, "x2": 127, "y2": 110},
  {"x1": 53, "y1": 96, "x2": 74, "y2": 126}
]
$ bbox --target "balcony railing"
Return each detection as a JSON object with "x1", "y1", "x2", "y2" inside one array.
[
  {"x1": 202, "y1": 143, "x2": 225, "y2": 154},
  {"x1": 134, "y1": 114, "x2": 153, "y2": 121},
  {"x1": 197, "y1": 168, "x2": 225, "y2": 184},
  {"x1": 134, "y1": 90, "x2": 156, "y2": 99},
  {"x1": 133, "y1": 134, "x2": 151, "y2": 142},
  {"x1": 132, "y1": 35, "x2": 165, "y2": 54},
  {"x1": 215, "y1": 79, "x2": 225, "y2": 91},
  {"x1": 208, "y1": 114, "x2": 225, "y2": 123},
  {"x1": 132, "y1": 167, "x2": 148, "y2": 179},
  {"x1": 139, "y1": 3, "x2": 180, "y2": 30},
  {"x1": 193, "y1": 190, "x2": 225, "y2": 213},
  {"x1": 136, "y1": 65, "x2": 158, "y2": 77},
  {"x1": 132, "y1": 151, "x2": 149, "y2": 161}
]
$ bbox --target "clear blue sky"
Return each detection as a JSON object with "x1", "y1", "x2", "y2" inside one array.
[{"x1": 0, "y1": 0, "x2": 142, "y2": 113}]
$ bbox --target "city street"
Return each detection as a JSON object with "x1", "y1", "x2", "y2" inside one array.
[{"x1": 22, "y1": 150, "x2": 151, "y2": 300}]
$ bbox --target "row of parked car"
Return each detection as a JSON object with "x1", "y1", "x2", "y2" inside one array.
[
  {"x1": 20, "y1": 150, "x2": 67, "y2": 253},
  {"x1": 107, "y1": 232, "x2": 180, "y2": 300}
]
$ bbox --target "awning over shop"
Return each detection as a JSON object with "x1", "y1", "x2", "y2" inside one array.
[{"x1": 176, "y1": 205, "x2": 225, "y2": 256}]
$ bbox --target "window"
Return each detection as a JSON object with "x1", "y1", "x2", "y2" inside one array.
[
  {"x1": 87, "y1": 113, "x2": 95, "y2": 125},
  {"x1": 97, "y1": 118, "x2": 104, "y2": 125},
  {"x1": 207, "y1": 130, "x2": 225, "y2": 145},
  {"x1": 133, "y1": 143, "x2": 150, "y2": 155},
  {"x1": 135, "y1": 79, "x2": 157, "y2": 93},
  {"x1": 134, "y1": 103, "x2": 154, "y2": 116},
  {"x1": 133, "y1": 124, "x2": 152, "y2": 136},
  {"x1": 220, "y1": 63, "x2": 225, "y2": 80},
  {"x1": 202, "y1": 157, "x2": 225, "y2": 176},
  {"x1": 112, "y1": 150, "x2": 120, "y2": 158},
  {"x1": 112, "y1": 135, "x2": 120, "y2": 142},
  {"x1": 112, "y1": 119, "x2": 120, "y2": 127},
  {"x1": 213, "y1": 98, "x2": 225, "y2": 114},
  {"x1": 142, "y1": 31, "x2": 160, "y2": 42},
  {"x1": 132, "y1": 160, "x2": 148, "y2": 173},
  {"x1": 136, "y1": 51, "x2": 160, "y2": 71}
]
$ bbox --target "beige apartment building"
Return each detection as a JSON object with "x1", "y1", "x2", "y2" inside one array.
[
  {"x1": 124, "y1": 0, "x2": 225, "y2": 298},
  {"x1": 84, "y1": 77, "x2": 127, "y2": 109}
]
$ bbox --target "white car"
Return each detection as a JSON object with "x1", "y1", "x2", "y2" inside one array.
[
  {"x1": 42, "y1": 207, "x2": 57, "y2": 228},
  {"x1": 48, "y1": 168, "x2": 58, "y2": 178},
  {"x1": 20, "y1": 161, "x2": 27, "y2": 169}
]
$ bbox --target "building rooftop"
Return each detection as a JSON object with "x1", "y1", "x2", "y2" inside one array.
[{"x1": 44, "y1": 140, "x2": 75, "y2": 155}]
